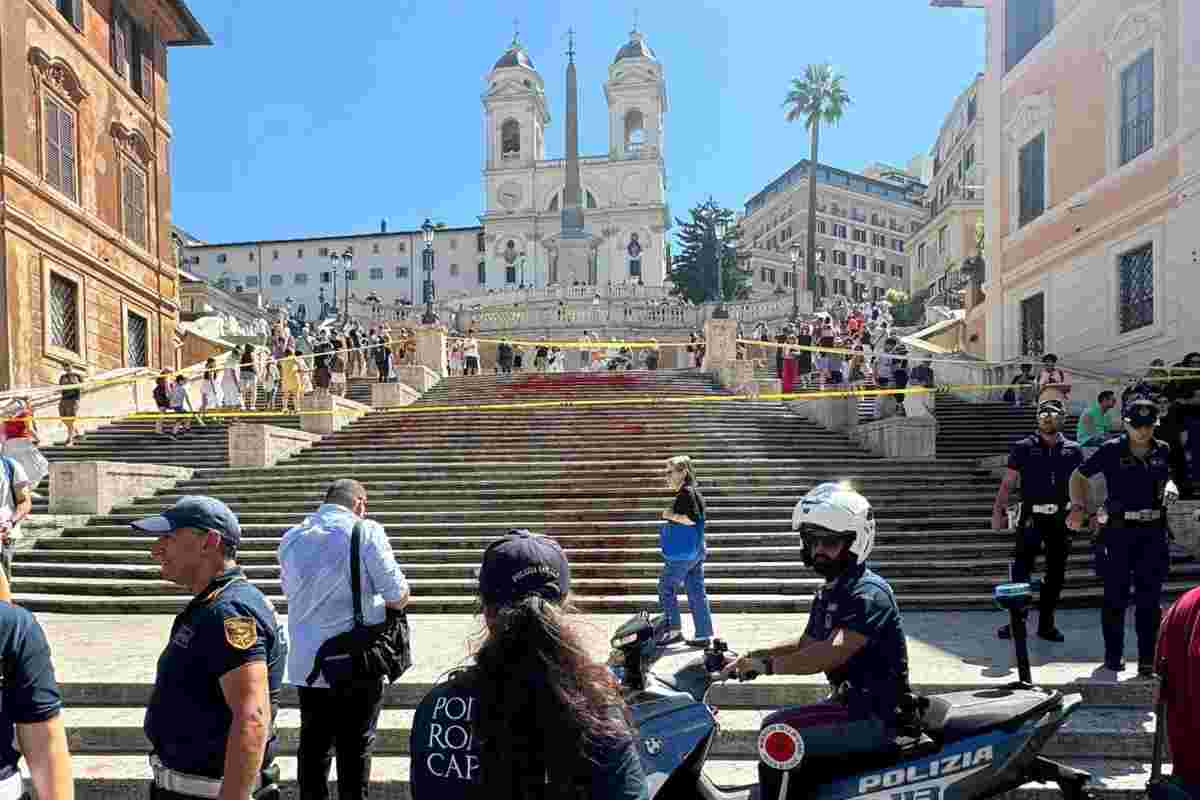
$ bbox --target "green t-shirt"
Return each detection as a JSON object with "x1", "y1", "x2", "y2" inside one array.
[{"x1": 1077, "y1": 402, "x2": 1112, "y2": 445}]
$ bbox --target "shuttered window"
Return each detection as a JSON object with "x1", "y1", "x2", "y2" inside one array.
[
  {"x1": 1005, "y1": 0, "x2": 1054, "y2": 73},
  {"x1": 111, "y1": 3, "x2": 153, "y2": 100},
  {"x1": 1018, "y1": 133, "x2": 1045, "y2": 227},
  {"x1": 1120, "y1": 50, "x2": 1154, "y2": 165},
  {"x1": 57, "y1": 0, "x2": 84, "y2": 30},
  {"x1": 44, "y1": 96, "x2": 77, "y2": 202},
  {"x1": 122, "y1": 158, "x2": 148, "y2": 248}
]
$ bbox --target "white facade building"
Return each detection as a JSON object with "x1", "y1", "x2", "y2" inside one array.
[{"x1": 478, "y1": 30, "x2": 670, "y2": 289}]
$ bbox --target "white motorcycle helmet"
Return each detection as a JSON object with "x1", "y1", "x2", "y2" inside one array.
[{"x1": 792, "y1": 483, "x2": 876, "y2": 573}]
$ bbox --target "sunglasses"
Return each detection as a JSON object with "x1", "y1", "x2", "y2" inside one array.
[{"x1": 1037, "y1": 411, "x2": 1062, "y2": 419}]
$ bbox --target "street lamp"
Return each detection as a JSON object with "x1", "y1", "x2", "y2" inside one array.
[
  {"x1": 328, "y1": 248, "x2": 353, "y2": 320},
  {"x1": 421, "y1": 218, "x2": 438, "y2": 325},
  {"x1": 519, "y1": 251, "x2": 527, "y2": 289},
  {"x1": 711, "y1": 216, "x2": 730, "y2": 319},
  {"x1": 789, "y1": 243, "x2": 803, "y2": 321},
  {"x1": 365, "y1": 291, "x2": 382, "y2": 321}
]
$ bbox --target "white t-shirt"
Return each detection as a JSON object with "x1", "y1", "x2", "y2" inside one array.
[{"x1": 0, "y1": 456, "x2": 31, "y2": 542}]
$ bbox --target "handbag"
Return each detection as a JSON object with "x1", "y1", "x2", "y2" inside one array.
[{"x1": 306, "y1": 521, "x2": 413, "y2": 688}]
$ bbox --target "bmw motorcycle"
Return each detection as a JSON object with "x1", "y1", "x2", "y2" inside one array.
[{"x1": 611, "y1": 582, "x2": 1094, "y2": 800}]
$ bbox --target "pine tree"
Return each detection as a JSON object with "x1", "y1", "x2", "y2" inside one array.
[{"x1": 667, "y1": 198, "x2": 749, "y2": 304}]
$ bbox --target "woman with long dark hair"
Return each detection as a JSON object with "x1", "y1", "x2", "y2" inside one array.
[
  {"x1": 410, "y1": 531, "x2": 648, "y2": 800},
  {"x1": 656, "y1": 455, "x2": 714, "y2": 647}
]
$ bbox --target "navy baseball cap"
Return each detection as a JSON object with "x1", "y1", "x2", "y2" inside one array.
[
  {"x1": 1124, "y1": 399, "x2": 1160, "y2": 427},
  {"x1": 130, "y1": 495, "x2": 241, "y2": 548},
  {"x1": 1037, "y1": 399, "x2": 1066, "y2": 415},
  {"x1": 478, "y1": 530, "x2": 570, "y2": 606}
]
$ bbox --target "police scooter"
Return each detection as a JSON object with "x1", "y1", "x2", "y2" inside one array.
[{"x1": 611, "y1": 583, "x2": 1093, "y2": 800}]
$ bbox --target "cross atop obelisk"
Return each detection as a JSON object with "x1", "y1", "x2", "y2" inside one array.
[
  {"x1": 561, "y1": 25, "x2": 584, "y2": 235},
  {"x1": 566, "y1": 27, "x2": 576, "y2": 62}
]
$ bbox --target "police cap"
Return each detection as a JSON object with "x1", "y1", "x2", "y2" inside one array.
[
  {"x1": 1037, "y1": 399, "x2": 1066, "y2": 416},
  {"x1": 1123, "y1": 398, "x2": 1160, "y2": 427}
]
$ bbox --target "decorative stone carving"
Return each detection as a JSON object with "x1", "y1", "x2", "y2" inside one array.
[
  {"x1": 1004, "y1": 92, "x2": 1054, "y2": 144},
  {"x1": 28, "y1": 47, "x2": 89, "y2": 104},
  {"x1": 110, "y1": 121, "x2": 154, "y2": 164},
  {"x1": 1104, "y1": 2, "x2": 1164, "y2": 66}
]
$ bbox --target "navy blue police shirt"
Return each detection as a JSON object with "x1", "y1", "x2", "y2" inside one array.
[
  {"x1": 409, "y1": 672, "x2": 649, "y2": 800},
  {"x1": 145, "y1": 568, "x2": 287, "y2": 778},
  {"x1": 1007, "y1": 433, "x2": 1084, "y2": 506},
  {"x1": 1078, "y1": 434, "x2": 1173, "y2": 514},
  {"x1": 0, "y1": 603, "x2": 62, "y2": 774},
  {"x1": 803, "y1": 564, "x2": 909, "y2": 724}
]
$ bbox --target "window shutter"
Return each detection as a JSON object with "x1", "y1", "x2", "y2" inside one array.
[
  {"x1": 112, "y1": 8, "x2": 128, "y2": 78},
  {"x1": 60, "y1": 108, "x2": 76, "y2": 201},
  {"x1": 1037, "y1": 0, "x2": 1054, "y2": 39},
  {"x1": 70, "y1": 0, "x2": 83, "y2": 30},
  {"x1": 136, "y1": 25, "x2": 154, "y2": 100},
  {"x1": 1031, "y1": 134, "x2": 1045, "y2": 219},
  {"x1": 44, "y1": 98, "x2": 62, "y2": 190},
  {"x1": 133, "y1": 168, "x2": 147, "y2": 246}
]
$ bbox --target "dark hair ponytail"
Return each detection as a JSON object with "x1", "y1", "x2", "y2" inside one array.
[{"x1": 467, "y1": 595, "x2": 632, "y2": 799}]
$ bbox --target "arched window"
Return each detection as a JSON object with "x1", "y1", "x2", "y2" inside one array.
[
  {"x1": 624, "y1": 109, "x2": 646, "y2": 155},
  {"x1": 501, "y1": 119, "x2": 520, "y2": 158}
]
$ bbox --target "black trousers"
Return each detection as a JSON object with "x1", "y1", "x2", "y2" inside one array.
[
  {"x1": 297, "y1": 680, "x2": 385, "y2": 800},
  {"x1": 1011, "y1": 512, "x2": 1071, "y2": 629}
]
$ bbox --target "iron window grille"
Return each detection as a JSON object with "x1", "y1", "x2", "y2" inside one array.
[
  {"x1": 126, "y1": 311, "x2": 149, "y2": 367},
  {"x1": 1020, "y1": 292, "x2": 1045, "y2": 357},
  {"x1": 49, "y1": 272, "x2": 80, "y2": 353},
  {"x1": 1118, "y1": 243, "x2": 1153, "y2": 334}
]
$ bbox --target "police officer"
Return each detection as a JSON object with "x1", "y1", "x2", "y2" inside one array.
[
  {"x1": 991, "y1": 399, "x2": 1082, "y2": 642},
  {"x1": 1068, "y1": 399, "x2": 1179, "y2": 675},
  {"x1": 0, "y1": 571, "x2": 73, "y2": 800},
  {"x1": 723, "y1": 483, "x2": 911, "y2": 788},
  {"x1": 134, "y1": 496, "x2": 287, "y2": 800}
]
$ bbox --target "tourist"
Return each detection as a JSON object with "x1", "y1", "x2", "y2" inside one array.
[
  {"x1": 1077, "y1": 391, "x2": 1120, "y2": 447},
  {"x1": 781, "y1": 335, "x2": 800, "y2": 394},
  {"x1": 280, "y1": 350, "x2": 303, "y2": 413},
  {"x1": 57, "y1": 363, "x2": 84, "y2": 447},
  {"x1": 1153, "y1": 585, "x2": 1200, "y2": 796},
  {"x1": 348, "y1": 325, "x2": 364, "y2": 378},
  {"x1": 1006, "y1": 363, "x2": 1037, "y2": 407},
  {"x1": 279, "y1": 479, "x2": 410, "y2": 800},
  {"x1": 262, "y1": 357, "x2": 282, "y2": 411},
  {"x1": 0, "y1": 580, "x2": 73, "y2": 800},
  {"x1": 200, "y1": 358, "x2": 224, "y2": 421},
  {"x1": 311, "y1": 337, "x2": 333, "y2": 399},
  {"x1": 657, "y1": 455, "x2": 714, "y2": 648},
  {"x1": 0, "y1": 443, "x2": 32, "y2": 580},
  {"x1": 374, "y1": 332, "x2": 393, "y2": 384},
  {"x1": 220, "y1": 354, "x2": 243, "y2": 412},
  {"x1": 645, "y1": 339, "x2": 660, "y2": 371},
  {"x1": 153, "y1": 370, "x2": 173, "y2": 434},
  {"x1": 534, "y1": 341, "x2": 548, "y2": 372},
  {"x1": 1, "y1": 397, "x2": 48, "y2": 497},
  {"x1": 463, "y1": 336, "x2": 480, "y2": 376},
  {"x1": 409, "y1": 530, "x2": 647, "y2": 799},
  {"x1": 240, "y1": 344, "x2": 258, "y2": 411},
  {"x1": 911, "y1": 359, "x2": 934, "y2": 389},
  {"x1": 548, "y1": 346, "x2": 564, "y2": 373},
  {"x1": 449, "y1": 341, "x2": 464, "y2": 376},
  {"x1": 1171, "y1": 352, "x2": 1200, "y2": 497},
  {"x1": 1037, "y1": 354, "x2": 1071, "y2": 406},
  {"x1": 497, "y1": 341, "x2": 513, "y2": 375},
  {"x1": 134, "y1": 496, "x2": 286, "y2": 800},
  {"x1": 168, "y1": 374, "x2": 198, "y2": 437}
]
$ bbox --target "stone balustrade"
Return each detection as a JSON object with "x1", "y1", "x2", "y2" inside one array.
[{"x1": 444, "y1": 283, "x2": 671, "y2": 310}]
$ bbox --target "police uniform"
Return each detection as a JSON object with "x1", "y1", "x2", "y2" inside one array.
[
  {"x1": 0, "y1": 603, "x2": 63, "y2": 800},
  {"x1": 134, "y1": 497, "x2": 287, "y2": 800},
  {"x1": 1004, "y1": 419, "x2": 1083, "y2": 638},
  {"x1": 1078, "y1": 427, "x2": 1173, "y2": 670}
]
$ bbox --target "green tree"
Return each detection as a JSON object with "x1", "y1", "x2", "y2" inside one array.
[
  {"x1": 783, "y1": 64, "x2": 851, "y2": 312},
  {"x1": 668, "y1": 198, "x2": 750, "y2": 305}
]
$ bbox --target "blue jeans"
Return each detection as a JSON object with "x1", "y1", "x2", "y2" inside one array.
[{"x1": 658, "y1": 553, "x2": 714, "y2": 639}]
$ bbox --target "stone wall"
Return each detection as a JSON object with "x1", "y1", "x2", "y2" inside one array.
[
  {"x1": 371, "y1": 382, "x2": 420, "y2": 408},
  {"x1": 49, "y1": 462, "x2": 193, "y2": 515},
  {"x1": 300, "y1": 394, "x2": 370, "y2": 435},
  {"x1": 852, "y1": 416, "x2": 937, "y2": 460},
  {"x1": 228, "y1": 423, "x2": 322, "y2": 469}
]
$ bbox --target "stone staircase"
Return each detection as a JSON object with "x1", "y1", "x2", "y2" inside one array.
[
  {"x1": 935, "y1": 394, "x2": 1083, "y2": 459},
  {"x1": 14, "y1": 368, "x2": 1180, "y2": 798},
  {"x1": 13, "y1": 369, "x2": 1198, "y2": 613}
]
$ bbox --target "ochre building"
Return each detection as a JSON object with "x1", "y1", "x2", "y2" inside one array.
[{"x1": 0, "y1": 0, "x2": 209, "y2": 390}]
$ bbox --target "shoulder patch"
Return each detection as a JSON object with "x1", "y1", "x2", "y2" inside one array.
[{"x1": 223, "y1": 617, "x2": 257, "y2": 650}]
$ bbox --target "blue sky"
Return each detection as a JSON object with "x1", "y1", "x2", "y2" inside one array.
[{"x1": 169, "y1": 2, "x2": 985, "y2": 244}]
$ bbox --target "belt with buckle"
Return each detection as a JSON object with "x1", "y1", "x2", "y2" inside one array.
[
  {"x1": 1030, "y1": 503, "x2": 1060, "y2": 515},
  {"x1": 150, "y1": 756, "x2": 263, "y2": 799},
  {"x1": 1121, "y1": 509, "x2": 1163, "y2": 522}
]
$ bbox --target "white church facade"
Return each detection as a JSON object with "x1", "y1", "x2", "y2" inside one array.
[{"x1": 478, "y1": 29, "x2": 671, "y2": 290}]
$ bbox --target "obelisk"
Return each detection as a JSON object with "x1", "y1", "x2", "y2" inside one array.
[{"x1": 556, "y1": 27, "x2": 596, "y2": 284}]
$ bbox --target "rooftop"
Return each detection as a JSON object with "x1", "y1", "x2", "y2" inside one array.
[
  {"x1": 745, "y1": 160, "x2": 928, "y2": 217},
  {"x1": 182, "y1": 225, "x2": 483, "y2": 251}
]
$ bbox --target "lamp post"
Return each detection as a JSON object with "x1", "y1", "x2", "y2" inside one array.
[
  {"x1": 365, "y1": 291, "x2": 382, "y2": 321},
  {"x1": 340, "y1": 248, "x2": 353, "y2": 320},
  {"x1": 711, "y1": 216, "x2": 730, "y2": 319},
  {"x1": 328, "y1": 251, "x2": 340, "y2": 317},
  {"x1": 789, "y1": 243, "x2": 803, "y2": 321},
  {"x1": 421, "y1": 218, "x2": 438, "y2": 325},
  {"x1": 519, "y1": 251, "x2": 527, "y2": 289}
]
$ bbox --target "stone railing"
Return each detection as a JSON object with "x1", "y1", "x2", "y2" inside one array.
[
  {"x1": 442, "y1": 283, "x2": 671, "y2": 310},
  {"x1": 467, "y1": 295, "x2": 801, "y2": 334}
]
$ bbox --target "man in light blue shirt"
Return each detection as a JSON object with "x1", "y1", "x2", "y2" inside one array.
[{"x1": 279, "y1": 479, "x2": 410, "y2": 800}]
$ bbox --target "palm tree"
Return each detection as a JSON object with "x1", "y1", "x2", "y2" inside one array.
[{"x1": 783, "y1": 63, "x2": 851, "y2": 317}]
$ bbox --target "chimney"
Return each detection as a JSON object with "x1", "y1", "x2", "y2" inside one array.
[{"x1": 380, "y1": 219, "x2": 387, "y2": 233}]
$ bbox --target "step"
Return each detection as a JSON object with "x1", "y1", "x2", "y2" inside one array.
[{"x1": 56, "y1": 755, "x2": 1177, "y2": 800}]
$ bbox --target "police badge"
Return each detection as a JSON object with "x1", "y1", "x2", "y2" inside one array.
[{"x1": 224, "y1": 617, "x2": 257, "y2": 650}]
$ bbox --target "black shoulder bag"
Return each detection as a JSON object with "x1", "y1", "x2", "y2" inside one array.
[{"x1": 306, "y1": 521, "x2": 413, "y2": 688}]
